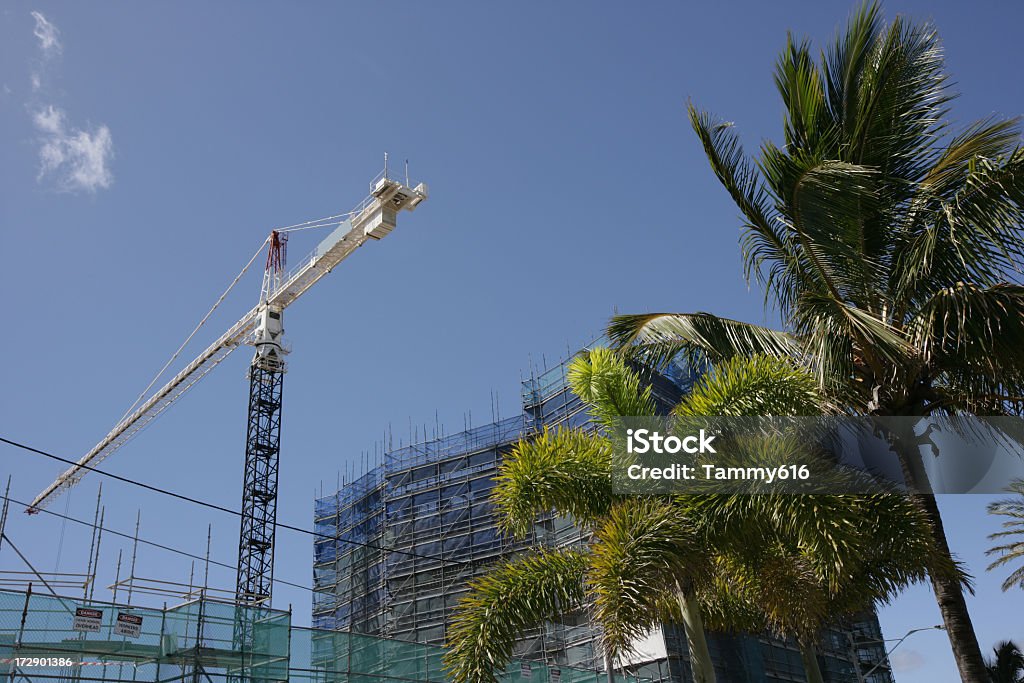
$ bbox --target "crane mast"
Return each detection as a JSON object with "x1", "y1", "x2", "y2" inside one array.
[
  {"x1": 27, "y1": 167, "x2": 428, "y2": 616},
  {"x1": 236, "y1": 231, "x2": 288, "y2": 607}
]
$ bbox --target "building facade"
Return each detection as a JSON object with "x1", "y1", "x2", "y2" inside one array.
[{"x1": 312, "y1": 352, "x2": 895, "y2": 682}]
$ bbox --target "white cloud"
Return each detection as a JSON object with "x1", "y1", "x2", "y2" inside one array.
[
  {"x1": 34, "y1": 105, "x2": 62, "y2": 134},
  {"x1": 27, "y1": 12, "x2": 115, "y2": 193},
  {"x1": 33, "y1": 105, "x2": 114, "y2": 193},
  {"x1": 890, "y1": 649, "x2": 926, "y2": 672},
  {"x1": 31, "y1": 11, "x2": 61, "y2": 56}
]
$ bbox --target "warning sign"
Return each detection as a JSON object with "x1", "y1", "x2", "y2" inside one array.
[
  {"x1": 114, "y1": 613, "x2": 143, "y2": 638},
  {"x1": 73, "y1": 608, "x2": 103, "y2": 632},
  {"x1": 550, "y1": 667, "x2": 561, "y2": 683},
  {"x1": 520, "y1": 662, "x2": 532, "y2": 679}
]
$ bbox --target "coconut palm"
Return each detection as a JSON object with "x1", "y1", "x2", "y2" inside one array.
[
  {"x1": 608, "y1": 3, "x2": 1024, "y2": 678},
  {"x1": 987, "y1": 480, "x2": 1024, "y2": 592},
  {"x1": 985, "y1": 641, "x2": 1024, "y2": 683},
  {"x1": 444, "y1": 350, "x2": 944, "y2": 683}
]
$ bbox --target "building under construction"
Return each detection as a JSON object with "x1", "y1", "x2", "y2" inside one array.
[{"x1": 311, "y1": 351, "x2": 896, "y2": 683}]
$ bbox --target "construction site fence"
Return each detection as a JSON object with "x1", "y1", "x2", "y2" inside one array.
[{"x1": 0, "y1": 589, "x2": 644, "y2": 683}]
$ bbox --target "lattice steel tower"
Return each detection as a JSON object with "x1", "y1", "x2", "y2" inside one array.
[{"x1": 236, "y1": 231, "x2": 288, "y2": 606}]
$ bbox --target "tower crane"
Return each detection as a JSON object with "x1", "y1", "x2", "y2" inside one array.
[{"x1": 28, "y1": 165, "x2": 428, "y2": 608}]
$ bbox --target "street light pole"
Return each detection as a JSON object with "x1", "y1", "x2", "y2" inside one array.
[{"x1": 849, "y1": 625, "x2": 945, "y2": 680}]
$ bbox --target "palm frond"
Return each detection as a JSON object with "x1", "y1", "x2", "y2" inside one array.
[
  {"x1": 894, "y1": 144, "x2": 1024, "y2": 313},
  {"x1": 493, "y1": 428, "x2": 613, "y2": 537},
  {"x1": 793, "y1": 292, "x2": 912, "y2": 389},
  {"x1": 985, "y1": 640, "x2": 1024, "y2": 683},
  {"x1": 589, "y1": 498, "x2": 702, "y2": 655},
  {"x1": 841, "y1": 11, "x2": 949, "y2": 183},
  {"x1": 910, "y1": 284, "x2": 1024, "y2": 414},
  {"x1": 444, "y1": 548, "x2": 590, "y2": 683},
  {"x1": 774, "y1": 33, "x2": 832, "y2": 157},
  {"x1": 686, "y1": 491, "x2": 947, "y2": 644},
  {"x1": 781, "y1": 159, "x2": 885, "y2": 305},
  {"x1": 823, "y1": 1, "x2": 884, "y2": 140},
  {"x1": 940, "y1": 148, "x2": 1024, "y2": 277},
  {"x1": 608, "y1": 312, "x2": 799, "y2": 370},
  {"x1": 687, "y1": 105, "x2": 806, "y2": 306},
  {"x1": 710, "y1": 548, "x2": 827, "y2": 644},
  {"x1": 987, "y1": 480, "x2": 1024, "y2": 591},
  {"x1": 916, "y1": 117, "x2": 1022, "y2": 202},
  {"x1": 912, "y1": 283, "x2": 1024, "y2": 373},
  {"x1": 694, "y1": 572, "x2": 773, "y2": 636},
  {"x1": 567, "y1": 347, "x2": 657, "y2": 429},
  {"x1": 675, "y1": 354, "x2": 823, "y2": 417}
]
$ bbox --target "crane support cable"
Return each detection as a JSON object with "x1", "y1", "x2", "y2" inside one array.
[
  {"x1": 274, "y1": 211, "x2": 358, "y2": 233},
  {"x1": 117, "y1": 236, "x2": 271, "y2": 425}
]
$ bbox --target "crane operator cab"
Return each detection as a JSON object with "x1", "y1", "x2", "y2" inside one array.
[{"x1": 252, "y1": 306, "x2": 286, "y2": 372}]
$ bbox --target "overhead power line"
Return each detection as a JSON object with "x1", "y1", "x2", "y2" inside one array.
[
  {"x1": 1, "y1": 494, "x2": 313, "y2": 594},
  {"x1": 2, "y1": 435, "x2": 476, "y2": 569}
]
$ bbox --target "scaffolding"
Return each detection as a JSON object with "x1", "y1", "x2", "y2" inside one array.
[
  {"x1": 0, "y1": 588, "x2": 644, "y2": 683},
  {"x1": 313, "y1": 416, "x2": 552, "y2": 658}
]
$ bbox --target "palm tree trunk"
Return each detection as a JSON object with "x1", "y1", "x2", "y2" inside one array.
[
  {"x1": 675, "y1": 587, "x2": 717, "y2": 683},
  {"x1": 890, "y1": 430, "x2": 989, "y2": 682},
  {"x1": 604, "y1": 651, "x2": 616, "y2": 683},
  {"x1": 798, "y1": 641, "x2": 825, "y2": 683},
  {"x1": 914, "y1": 490, "x2": 989, "y2": 682}
]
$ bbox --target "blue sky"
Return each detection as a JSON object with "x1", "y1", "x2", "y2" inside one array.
[{"x1": 2, "y1": 2, "x2": 1023, "y2": 680}]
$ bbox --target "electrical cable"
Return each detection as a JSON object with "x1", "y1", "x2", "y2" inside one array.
[
  {"x1": 3, "y1": 436, "x2": 477, "y2": 569},
  {"x1": 2, "y1": 494, "x2": 314, "y2": 594}
]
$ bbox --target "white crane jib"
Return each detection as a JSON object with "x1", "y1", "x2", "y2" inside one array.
[{"x1": 29, "y1": 171, "x2": 428, "y2": 512}]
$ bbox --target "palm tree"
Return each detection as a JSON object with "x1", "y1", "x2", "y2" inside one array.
[
  {"x1": 692, "y1": 491, "x2": 952, "y2": 683},
  {"x1": 987, "y1": 480, "x2": 1024, "y2": 592},
  {"x1": 985, "y1": 641, "x2": 1024, "y2": 683},
  {"x1": 608, "y1": 3, "x2": 1024, "y2": 679},
  {"x1": 672, "y1": 358, "x2": 952, "y2": 683},
  {"x1": 444, "y1": 350, "x2": 944, "y2": 683},
  {"x1": 445, "y1": 348, "x2": 717, "y2": 683}
]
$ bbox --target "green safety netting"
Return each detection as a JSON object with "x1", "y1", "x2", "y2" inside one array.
[{"x1": 0, "y1": 590, "x2": 642, "y2": 683}]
